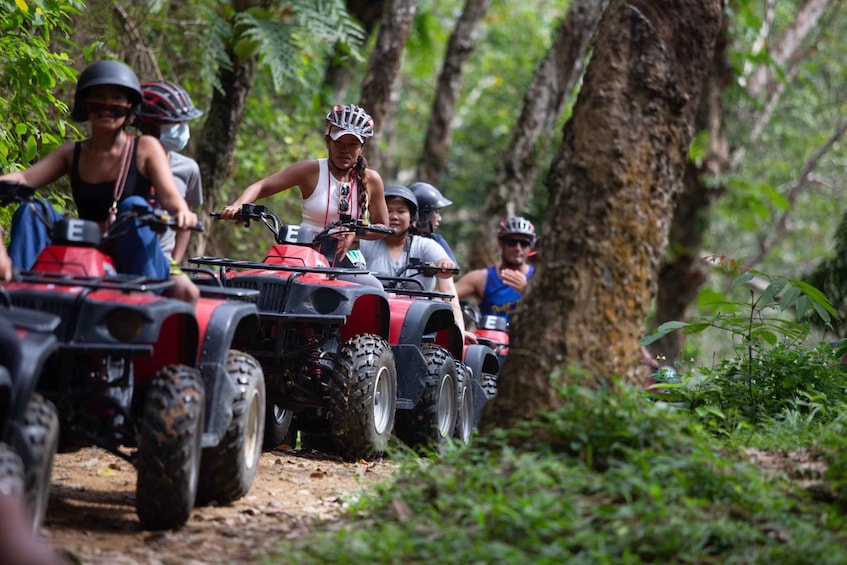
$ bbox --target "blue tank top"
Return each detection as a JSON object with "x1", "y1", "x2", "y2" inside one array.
[
  {"x1": 71, "y1": 138, "x2": 152, "y2": 222},
  {"x1": 481, "y1": 265, "x2": 535, "y2": 323}
]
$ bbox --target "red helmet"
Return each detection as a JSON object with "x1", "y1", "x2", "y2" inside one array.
[{"x1": 139, "y1": 81, "x2": 203, "y2": 123}]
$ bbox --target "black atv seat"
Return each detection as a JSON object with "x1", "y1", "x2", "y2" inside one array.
[{"x1": 52, "y1": 217, "x2": 101, "y2": 247}]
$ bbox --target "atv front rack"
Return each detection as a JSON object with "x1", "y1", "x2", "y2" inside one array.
[
  {"x1": 189, "y1": 256, "x2": 372, "y2": 277},
  {"x1": 15, "y1": 271, "x2": 175, "y2": 293}
]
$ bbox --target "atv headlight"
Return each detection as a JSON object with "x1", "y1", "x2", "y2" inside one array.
[
  {"x1": 107, "y1": 308, "x2": 146, "y2": 341},
  {"x1": 310, "y1": 288, "x2": 342, "y2": 314}
]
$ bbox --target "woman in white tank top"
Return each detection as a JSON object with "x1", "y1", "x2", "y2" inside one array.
[{"x1": 221, "y1": 104, "x2": 389, "y2": 255}]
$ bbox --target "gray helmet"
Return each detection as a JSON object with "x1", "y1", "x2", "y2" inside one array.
[
  {"x1": 408, "y1": 182, "x2": 452, "y2": 215},
  {"x1": 384, "y1": 184, "x2": 418, "y2": 219},
  {"x1": 71, "y1": 60, "x2": 142, "y2": 122}
]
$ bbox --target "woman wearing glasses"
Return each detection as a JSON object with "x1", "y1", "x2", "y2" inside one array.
[
  {"x1": 455, "y1": 217, "x2": 537, "y2": 324},
  {"x1": 0, "y1": 59, "x2": 197, "y2": 282},
  {"x1": 221, "y1": 103, "x2": 390, "y2": 261}
]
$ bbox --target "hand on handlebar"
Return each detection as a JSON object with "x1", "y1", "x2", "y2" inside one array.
[
  {"x1": 434, "y1": 259, "x2": 458, "y2": 279},
  {"x1": 173, "y1": 209, "x2": 199, "y2": 230},
  {"x1": 219, "y1": 203, "x2": 245, "y2": 221}
]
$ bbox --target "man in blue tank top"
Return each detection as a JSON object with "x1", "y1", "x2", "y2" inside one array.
[{"x1": 455, "y1": 217, "x2": 536, "y2": 324}]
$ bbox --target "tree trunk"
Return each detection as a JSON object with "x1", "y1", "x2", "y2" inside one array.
[
  {"x1": 359, "y1": 0, "x2": 418, "y2": 173},
  {"x1": 481, "y1": 0, "x2": 722, "y2": 431},
  {"x1": 324, "y1": 0, "x2": 387, "y2": 100},
  {"x1": 191, "y1": 54, "x2": 258, "y2": 257},
  {"x1": 466, "y1": 0, "x2": 609, "y2": 269},
  {"x1": 650, "y1": 23, "x2": 730, "y2": 362},
  {"x1": 650, "y1": 0, "x2": 834, "y2": 361},
  {"x1": 415, "y1": 0, "x2": 492, "y2": 185}
]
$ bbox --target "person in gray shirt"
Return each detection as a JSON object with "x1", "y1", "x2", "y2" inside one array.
[
  {"x1": 138, "y1": 80, "x2": 204, "y2": 305},
  {"x1": 360, "y1": 185, "x2": 474, "y2": 342}
]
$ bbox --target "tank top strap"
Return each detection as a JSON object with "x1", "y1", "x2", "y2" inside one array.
[{"x1": 71, "y1": 141, "x2": 82, "y2": 185}]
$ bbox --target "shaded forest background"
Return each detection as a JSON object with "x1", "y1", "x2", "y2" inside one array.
[{"x1": 1, "y1": 0, "x2": 846, "y2": 372}]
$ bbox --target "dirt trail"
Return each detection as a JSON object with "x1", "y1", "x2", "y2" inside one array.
[{"x1": 43, "y1": 448, "x2": 397, "y2": 564}]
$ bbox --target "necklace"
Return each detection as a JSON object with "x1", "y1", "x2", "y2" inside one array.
[{"x1": 322, "y1": 161, "x2": 357, "y2": 226}]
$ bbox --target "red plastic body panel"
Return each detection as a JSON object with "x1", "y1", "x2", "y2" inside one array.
[{"x1": 32, "y1": 246, "x2": 115, "y2": 277}]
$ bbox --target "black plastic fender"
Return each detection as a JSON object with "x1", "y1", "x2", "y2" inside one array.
[
  {"x1": 196, "y1": 300, "x2": 260, "y2": 447},
  {"x1": 463, "y1": 343, "x2": 500, "y2": 379},
  {"x1": 398, "y1": 300, "x2": 462, "y2": 359},
  {"x1": 0, "y1": 367, "x2": 11, "y2": 437},
  {"x1": 463, "y1": 343, "x2": 499, "y2": 428},
  {"x1": 4, "y1": 309, "x2": 59, "y2": 426},
  {"x1": 392, "y1": 344, "x2": 428, "y2": 411}
]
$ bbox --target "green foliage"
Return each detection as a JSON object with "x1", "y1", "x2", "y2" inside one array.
[
  {"x1": 645, "y1": 266, "x2": 847, "y2": 439},
  {"x1": 652, "y1": 344, "x2": 847, "y2": 434},
  {"x1": 270, "y1": 381, "x2": 847, "y2": 564},
  {"x1": 645, "y1": 267, "x2": 838, "y2": 353},
  {"x1": 0, "y1": 0, "x2": 82, "y2": 173},
  {"x1": 233, "y1": 1, "x2": 365, "y2": 93}
]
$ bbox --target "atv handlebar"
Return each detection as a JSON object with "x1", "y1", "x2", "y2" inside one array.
[
  {"x1": 105, "y1": 204, "x2": 204, "y2": 240},
  {"x1": 402, "y1": 258, "x2": 460, "y2": 278},
  {"x1": 210, "y1": 204, "x2": 287, "y2": 243},
  {"x1": 211, "y1": 204, "x2": 396, "y2": 244},
  {"x1": 0, "y1": 180, "x2": 37, "y2": 206},
  {"x1": 317, "y1": 217, "x2": 396, "y2": 240}
]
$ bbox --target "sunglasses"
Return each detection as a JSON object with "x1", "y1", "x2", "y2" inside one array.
[
  {"x1": 338, "y1": 182, "x2": 351, "y2": 214},
  {"x1": 502, "y1": 238, "x2": 532, "y2": 249},
  {"x1": 85, "y1": 101, "x2": 131, "y2": 119}
]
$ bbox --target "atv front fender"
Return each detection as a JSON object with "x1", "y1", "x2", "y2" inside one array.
[{"x1": 195, "y1": 299, "x2": 260, "y2": 446}]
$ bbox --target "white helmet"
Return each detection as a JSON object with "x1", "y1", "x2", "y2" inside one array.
[
  {"x1": 497, "y1": 217, "x2": 536, "y2": 241},
  {"x1": 325, "y1": 104, "x2": 374, "y2": 143}
]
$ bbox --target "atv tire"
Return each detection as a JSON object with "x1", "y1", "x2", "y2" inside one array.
[
  {"x1": 8, "y1": 393, "x2": 59, "y2": 532},
  {"x1": 136, "y1": 365, "x2": 204, "y2": 530},
  {"x1": 329, "y1": 334, "x2": 397, "y2": 460},
  {"x1": 263, "y1": 396, "x2": 294, "y2": 451},
  {"x1": 480, "y1": 372, "x2": 498, "y2": 399},
  {"x1": 197, "y1": 351, "x2": 265, "y2": 505},
  {"x1": 453, "y1": 362, "x2": 474, "y2": 445},
  {"x1": 0, "y1": 442, "x2": 25, "y2": 496},
  {"x1": 396, "y1": 343, "x2": 458, "y2": 449}
]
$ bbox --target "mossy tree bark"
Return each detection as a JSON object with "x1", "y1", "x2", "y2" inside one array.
[{"x1": 481, "y1": 0, "x2": 723, "y2": 432}]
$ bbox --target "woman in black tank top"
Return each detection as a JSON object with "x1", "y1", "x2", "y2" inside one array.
[{"x1": 0, "y1": 60, "x2": 198, "y2": 285}]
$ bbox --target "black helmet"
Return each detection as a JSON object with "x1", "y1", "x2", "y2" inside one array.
[
  {"x1": 408, "y1": 182, "x2": 452, "y2": 215},
  {"x1": 384, "y1": 184, "x2": 418, "y2": 219},
  {"x1": 140, "y1": 81, "x2": 203, "y2": 123},
  {"x1": 71, "y1": 60, "x2": 142, "y2": 122}
]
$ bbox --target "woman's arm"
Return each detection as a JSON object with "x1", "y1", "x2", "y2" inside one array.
[
  {"x1": 0, "y1": 143, "x2": 73, "y2": 188},
  {"x1": 221, "y1": 160, "x2": 318, "y2": 219},
  {"x1": 137, "y1": 136, "x2": 196, "y2": 228}
]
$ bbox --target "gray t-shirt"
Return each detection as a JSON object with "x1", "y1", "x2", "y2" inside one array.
[
  {"x1": 159, "y1": 152, "x2": 203, "y2": 259},
  {"x1": 359, "y1": 235, "x2": 448, "y2": 291}
]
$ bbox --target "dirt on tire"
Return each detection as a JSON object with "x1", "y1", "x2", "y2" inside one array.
[{"x1": 43, "y1": 447, "x2": 397, "y2": 564}]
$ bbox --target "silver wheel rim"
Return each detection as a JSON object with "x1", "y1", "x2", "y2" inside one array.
[
  {"x1": 373, "y1": 365, "x2": 393, "y2": 435},
  {"x1": 437, "y1": 373, "x2": 456, "y2": 437},
  {"x1": 245, "y1": 388, "x2": 261, "y2": 470},
  {"x1": 460, "y1": 387, "x2": 472, "y2": 443}
]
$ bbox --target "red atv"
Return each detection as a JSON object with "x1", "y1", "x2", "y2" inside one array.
[
  {"x1": 376, "y1": 262, "x2": 499, "y2": 445},
  {"x1": 0, "y1": 299, "x2": 60, "y2": 532},
  {"x1": 190, "y1": 204, "x2": 397, "y2": 461},
  {"x1": 462, "y1": 301, "x2": 508, "y2": 400},
  {"x1": 0, "y1": 181, "x2": 265, "y2": 530}
]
